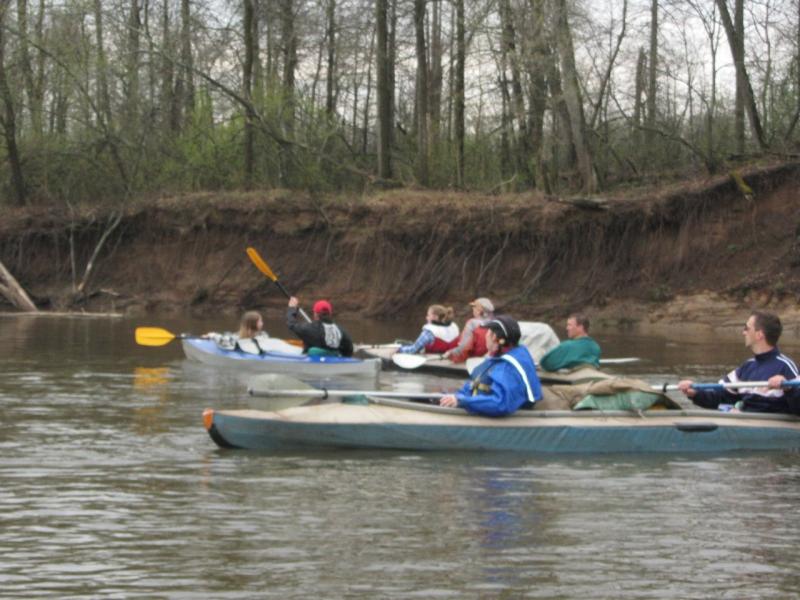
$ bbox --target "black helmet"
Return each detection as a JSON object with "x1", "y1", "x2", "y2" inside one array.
[{"x1": 485, "y1": 315, "x2": 521, "y2": 346}]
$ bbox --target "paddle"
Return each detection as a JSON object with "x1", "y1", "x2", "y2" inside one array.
[
  {"x1": 247, "y1": 374, "x2": 444, "y2": 409},
  {"x1": 246, "y1": 247, "x2": 311, "y2": 323},
  {"x1": 134, "y1": 326, "x2": 303, "y2": 349},
  {"x1": 598, "y1": 357, "x2": 641, "y2": 365},
  {"x1": 463, "y1": 355, "x2": 640, "y2": 375},
  {"x1": 391, "y1": 353, "x2": 445, "y2": 370},
  {"x1": 135, "y1": 326, "x2": 194, "y2": 347},
  {"x1": 656, "y1": 379, "x2": 800, "y2": 393}
]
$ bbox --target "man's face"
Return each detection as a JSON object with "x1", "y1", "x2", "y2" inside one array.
[
  {"x1": 486, "y1": 329, "x2": 500, "y2": 354},
  {"x1": 566, "y1": 318, "x2": 581, "y2": 339},
  {"x1": 743, "y1": 316, "x2": 760, "y2": 349}
]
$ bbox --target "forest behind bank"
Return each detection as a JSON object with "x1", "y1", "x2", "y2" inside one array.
[
  {"x1": 3, "y1": 0, "x2": 800, "y2": 209},
  {"x1": 2, "y1": 162, "x2": 800, "y2": 335}
]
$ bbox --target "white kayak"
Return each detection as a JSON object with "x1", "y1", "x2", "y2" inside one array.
[{"x1": 182, "y1": 338, "x2": 381, "y2": 378}]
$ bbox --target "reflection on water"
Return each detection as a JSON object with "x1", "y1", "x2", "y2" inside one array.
[{"x1": 2, "y1": 314, "x2": 800, "y2": 598}]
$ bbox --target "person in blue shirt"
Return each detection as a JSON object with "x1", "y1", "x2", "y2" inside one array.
[
  {"x1": 678, "y1": 310, "x2": 800, "y2": 414},
  {"x1": 397, "y1": 304, "x2": 460, "y2": 354},
  {"x1": 439, "y1": 315, "x2": 543, "y2": 417}
]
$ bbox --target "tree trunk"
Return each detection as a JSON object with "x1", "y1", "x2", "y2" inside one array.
[
  {"x1": 376, "y1": 0, "x2": 392, "y2": 178},
  {"x1": 498, "y1": 0, "x2": 529, "y2": 185},
  {"x1": 160, "y1": 1, "x2": 176, "y2": 130},
  {"x1": 280, "y1": 0, "x2": 297, "y2": 184},
  {"x1": 0, "y1": 1, "x2": 26, "y2": 206},
  {"x1": 646, "y1": 0, "x2": 657, "y2": 146},
  {"x1": 362, "y1": 30, "x2": 375, "y2": 156},
  {"x1": 125, "y1": 0, "x2": 142, "y2": 131},
  {"x1": 715, "y1": 0, "x2": 767, "y2": 150},
  {"x1": 527, "y1": 0, "x2": 548, "y2": 191},
  {"x1": 93, "y1": 0, "x2": 112, "y2": 128},
  {"x1": 0, "y1": 259, "x2": 37, "y2": 312},
  {"x1": 325, "y1": 0, "x2": 336, "y2": 116},
  {"x1": 179, "y1": 0, "x2": 195, "y2": 127},
  {"x1": 388, "y1": 0, "x2": 396, "y2": 151},
  {"x1": 734, "y1": 0, "x2": 744, "y2": 153},
  {"x1": 243, "y1": 0, "x2": 256, "y2": 188},
  {"x1": 554, "y1": 0, "x2": 597, "y2": 193},
  {"x1": 16, "y1": 0, "x2": 43, "y2": 136},
  {"x1": 633, "y1": 47, "x2": 646, "y2": 150},
  {"x1": 414, "y1": 0, "x2": 429, "y2": 185},
  {"x1": 427, "y1": 0, "x2": 442, "y2": 146},
  {"x1": 453, "y1": 0, "x2": 465, "y2": 187},
  {"x1": 589, "y1": 0, "x2": 627, "y2": 129}
]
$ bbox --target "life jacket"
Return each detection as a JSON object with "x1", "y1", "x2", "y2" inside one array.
[
  {"x1": 470, "y1": 326, "x2": 489, "y2": 358},
  {"x1": 423, "y1": 322, "x2": 460, "y2": 353},
  {"x1": 235, "y1": 332, "x2": 271, "y2": 355}
]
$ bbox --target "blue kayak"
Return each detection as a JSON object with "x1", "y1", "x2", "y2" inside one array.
[{"x1": 182, "y1": 338, "x2": 381, "y2": 378}]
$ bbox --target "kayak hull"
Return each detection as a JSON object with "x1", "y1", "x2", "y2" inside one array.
[
  {"x1": 203, "y1": 400, "x2": 800, "y2": 453},
  {"x1": 183, "y1": 338, "x2": 381, "y2": 378}
]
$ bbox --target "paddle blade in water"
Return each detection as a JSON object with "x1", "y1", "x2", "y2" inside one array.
[
  {"x1": 135, "y1": 326, "x2": 177, "y2": 347},
  {"x1": 248, "y1": 373, "x2": 318, "y2": 395},
  {"x1": 391, "y1": 353, "x2": 430, "y2": 370}
]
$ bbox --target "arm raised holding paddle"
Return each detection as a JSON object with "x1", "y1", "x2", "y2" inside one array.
[
  {"x1": 246, "y1": 247, "x2": 311, "y2": 323},
  {"x1": 286, "y1": 296, "x2": 354, "y2": 357}
]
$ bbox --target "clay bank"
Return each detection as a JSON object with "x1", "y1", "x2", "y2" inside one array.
[{"x1": 2, "y1": 162, "x2": 800, "y2": 338}]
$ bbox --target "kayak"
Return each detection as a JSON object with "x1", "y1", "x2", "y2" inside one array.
[
  {"x1": 203, "y1": 398, "x2": 800, "y2": 453},
  {"x1": 182, "y1": 338, "x2": 381, "y2": 378},
  {"x1": 358, "y1": 345, "x2": 612, "y2": 384}
]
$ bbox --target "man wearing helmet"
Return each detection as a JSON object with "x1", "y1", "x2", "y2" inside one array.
[{"x1": 439, "y1": 315, "x2": 542, "y2": 416}]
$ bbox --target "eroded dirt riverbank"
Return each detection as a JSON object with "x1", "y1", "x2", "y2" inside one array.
[{"x1": 2, "y1": 162, "x2": 800, "y2": 337}]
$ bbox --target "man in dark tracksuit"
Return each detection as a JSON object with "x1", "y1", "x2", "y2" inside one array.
[
  {"x1": 678, "y1": 310, "x2": 800, "y2": 414},
  {"x1": 287, "y1": 296, "x2": 354, "y2": 357}
]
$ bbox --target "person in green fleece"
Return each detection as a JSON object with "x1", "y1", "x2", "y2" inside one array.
[{"x1": 539, "y1": 314, "x2": 601, "y2": 372}]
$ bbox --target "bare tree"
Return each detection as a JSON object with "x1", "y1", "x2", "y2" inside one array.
[
  {"x1": 376, "y1": 0, "x2": 392, "y2": 179},
  {"x1": 554, "y1": 0, "x2": 597, "y2": 192},
  {"x1": 453, "y1": 0, "x2": 465, "y2": 187},
  {"x1": 414, "y1": 0, "x2": 429, "y2": 185},
  {"x1": 646, "y1": 0, "x2": 657, "y2": 146},
  {"x1": 0, "y1": 0, "x2": 26, "y2": 205},
  {"x1": 715, "y1": 0, "x2": 767, "y2": 150},
  {"x1": 244, "y1": 0, "x2": 257, "y2": 187}
]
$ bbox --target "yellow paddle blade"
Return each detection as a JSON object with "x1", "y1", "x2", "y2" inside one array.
[
  {"x1": 135, "y1": 326, "x2": 177, "y2": 347},
  {"x1": 246, "y1": 247, "x2": 277, "y2": 281}
]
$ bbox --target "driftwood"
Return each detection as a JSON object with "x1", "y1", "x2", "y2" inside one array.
[
  {"x1": 0, "y1": 259, "x2": 37, "y2": 311},
  {"x1": 76, "y1": 211, "x2": 123, "y2": 294}
]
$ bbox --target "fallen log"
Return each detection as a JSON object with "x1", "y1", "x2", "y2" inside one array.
[{"x1": 0, "y1": 259, "x2": 37, "y2": 312}]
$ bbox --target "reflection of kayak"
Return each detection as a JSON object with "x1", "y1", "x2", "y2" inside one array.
[
  {"x1": 182, "y1": 338, "x2": 381, "y2": 378},
  {"x1": 203, "y1": 397, "x2": 800, "y2": 453},
  {"x1": 357, "y1": 345, "x2": 611, "y2": 384}
]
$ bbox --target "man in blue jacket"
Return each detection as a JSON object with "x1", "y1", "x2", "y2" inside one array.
[
  {"x1": 678, "y1": 310, "x2": 800, "y2": 414},
  {"x1": 439, "y1": 315, "x2": 543, "y2": 416}
]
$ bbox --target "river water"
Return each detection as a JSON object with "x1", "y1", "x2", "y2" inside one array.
[{"x1": 2, "y1": 313, "x2": 800, "y2": 599}]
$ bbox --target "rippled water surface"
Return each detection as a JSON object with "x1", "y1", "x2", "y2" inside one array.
[{"x1": 2, "y1": 314, "x2": 800, "y2": 598}]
